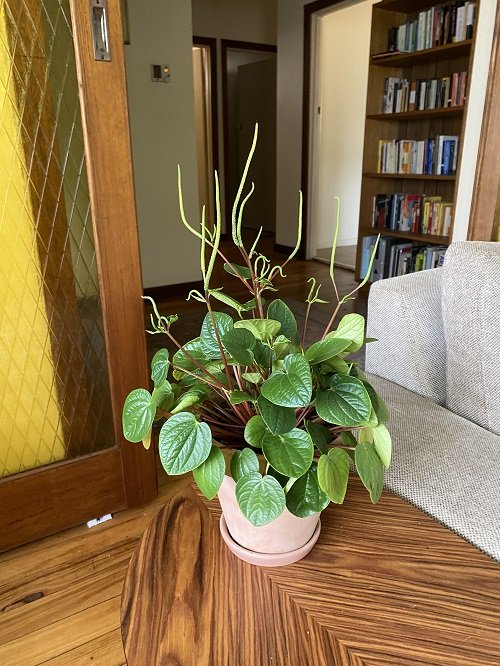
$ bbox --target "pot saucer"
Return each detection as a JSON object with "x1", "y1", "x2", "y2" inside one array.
[{"x1": 219, "y1": 515, "x2": 321, "y2": 567}]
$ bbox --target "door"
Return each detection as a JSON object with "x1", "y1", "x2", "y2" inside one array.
[
  {"x1": 237, "y1": 57, "x2": 277, "y2": 231},
  {"x1": 0, "y1": 0, "x2": 156, "y2": 551}
]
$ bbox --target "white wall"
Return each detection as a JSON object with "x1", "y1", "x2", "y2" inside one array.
[
  {"x1": 276, "y1": 0, "x2": 497, "y2": 248},
  {"x1": 125, "y1": 0, "x2": 200, "y2": 288},
  {"x1": 314, "y1": 1, "x2": 376, "y2": 251}
]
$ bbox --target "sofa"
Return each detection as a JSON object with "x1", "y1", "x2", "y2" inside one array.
[{"x1": 365, "y1": 241, "x2": 500, "y2": 562}]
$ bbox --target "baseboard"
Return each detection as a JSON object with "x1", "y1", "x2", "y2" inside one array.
[{"x1": 144, "y1": 280, "x2": 202, "y2": 301}]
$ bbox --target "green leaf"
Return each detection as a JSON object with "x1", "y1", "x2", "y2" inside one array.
[
  {"x1": 305, "y1": 420, "x2": 331, "y2": 454},
  {"x1": 244, "y1": 415, "x2": 268, "y2": 448},
  {"x1": 230, "y1": 448, "x2": 260, "y2": 482},
  {"x1": 316, "y1": 375, "x2": 372, "y2": 426},
  {"x1": 327, "y1": 313, "x2": 365, "y2": 353},
  {"x1": 151, "y1": 348, "x2": 169, "y2": 387},
  {"x1": 230, "y1": 390, "x2": 254, "y2": 405},
  {"x1": 159, "y1": 412, "x2": 212, "y2": 475},
  {"x1": 261, "y1": 354, "x2": 312, "y2": 408},
  {"x1": 221, "y1": 327, "x2": 256, "y2": 365},
  {"x1": 122, "y1": 388, "x2": 155, "y2": 443},
  {"x1": 172, "y1": 338, "x2": 209, "y2": 372},
  {"x1": 267, "y1": 299, "x2": 298, "y2": 342},
  {"x1": 241, "y1": 372, "x2": 263, "y2": 385},
  {"x1": 372, "y1": 423, "x2": 391, "y2": 468},
  {"x1": 200, "y1": 312, "x2": 234, "y2": 359},
  {"x1": 257, "y1": 395, "x2": 296, "y2": 435},
  {"x1": 234, "y1": 318, "x2": 281, "y2": 341},
  {"x1": 266, "y1": 465, "x2": 289, "y2": 487},
  {"x1": 355, "y1": 441, "x2": 384, "y2": 503},
  {"x1": 208, "y1": 289, "x2": 245, "y2": 315},
  {"x1": 317, "y1": 448, "x2": 350, "y2": 504},
  {"x1": 171, "y1": 387, "x2": 210, "y2": 414},
  {"x1": 320, "y1": 357, "x2": 351, "y2": 375},
  {"x1": 305, "y1": 338, "x2": 351, "y2": 364},
  {"x1": 286, "y1": 467, "x2": 329, "y2": 517},
  {"x1": 273, "y1": 337, "x2": 298, "y2": 361},
  {"x1": 262, "y1": 428, "x2": 314, "y2": 478},
  {"x1": 223, "y1": 262, "x2": 251, "y2": 279},
  {"x1": 142, "y1": 429, "x2": 152, "y2": 451},
  {"x1": 152, "y1": 380, "x2": 174, "y2": 412},
  {"x1": 362, "y1": 380, "x2": 390, "y2": 423},
  {"x1": 193, "y1": 446, "x2": 225, "y2": 499},
  {"x1": 253, "y1": 341, "x2": 274, "y2": 369},
  {"x1": 235, "y1": 473, "x2": 286, "y2": 526},
  {"x1": 340, "y1": 431, "x2": 358, "y2": 448}
]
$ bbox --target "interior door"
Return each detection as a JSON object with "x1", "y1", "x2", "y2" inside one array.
[
  {"x1": 237, "y1": 57, "x2": 277, "y2": 231},
  {"x1": 0, "y1": 0, "x2": 156, "y2": 551}
]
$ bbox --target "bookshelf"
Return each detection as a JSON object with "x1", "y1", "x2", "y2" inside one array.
[{"x1": 355, "y1": 0, "x2": 479, "y2": 281}]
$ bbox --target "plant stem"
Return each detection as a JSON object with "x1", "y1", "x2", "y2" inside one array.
[
  {"x1": 301, "y1": 301, "x2": 312, "y2": 348},
  {"x1": 205, "y1": 296, "x2": 234, "y2": 391},
  {"x1": 321, "y1": 301, "x2": 343, "y2": 340},
  {"x1": 165, "y1": 330, "x2": 226, "y2": 388}
]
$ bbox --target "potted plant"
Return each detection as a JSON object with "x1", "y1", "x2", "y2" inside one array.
[{"x1": 122, "y1": 125, "x2": 390, "y2": 566}]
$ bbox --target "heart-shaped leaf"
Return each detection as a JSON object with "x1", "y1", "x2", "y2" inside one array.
[
  {"x1": 152, "y1": 380, "x2": 174, "y2": 412},
  {"x1": 355, "y1": 441, "x2": 384, "y2": 503},
  {"x1": 151, "y1": 348, "x2": 169, "y2": 387},
  {"x1": 223, "y1": 262, "x2": 251, "y2": 279},
  {"x1": 317, "y1": 448, "x2": 350, "y2": 504},
  {"x1": 326, "y1": 313, "x2": 365, "y2": 352},
  {"x1": 171, "y1": 387, "x2": 210, "y2": 414},
  {"x1": 234, "y1": 318, "x2": 281, "y2": 341},
  {"x1": 362, "y1": 380, "x2": 390, "y2": 423},
  {"x1": 305, "y1": 337, "x2": 351, "y2": 364},
  {"x1": 305, "y1": 420, "x2": 331, "y2": 454},
  {"x1": 372, "y1": 423, "x2": 391, "y2": 468},
  {"x1": 200, "y1": 312, "x2": 234, "y2": 359},
  {"x1": 172, "y1": 338, "x2": 209, "y2": 372},
  {"x1": 230, "y1": 390, "x2": 254, "y2": 405},
  {"x1": 253, "y1": 341, "x2": 274, "y2": 369},
  {"x1": 122, "y1": 388, "x2": 155, "y2": 442},
  {"x1": 193, "y1": 445, "x2": 225, "y2": 499},
  {"x1": 257, "y1": 395, "x2": 296, "y2": 435},
  {"x1": 267, "y1": 299, "x2": 298, "y2": 342},
  {"x1": 286, "y1": 466, "x2": 329, "y2": 517},
  {"x1": 262, "y1": 428, "x2": 314, "y2": 478},
  {"x1": 316, "y1": 375, "x2": 371, "y2": 426},
  {"x1": 159, "y1": 412, "x2": 212, "y2": 475},
  {"x1": 221, "y1": 327, "x2": 256, "y2": 365},
  {"x1": 230, "y1": 448, "x2": 260, "y2": 482},
  {"x1": 261, "y1": 354, "x2": 312, "y2": 408},
  {"x1": 244, "y1": 415, "x2": 268, "y2": 448},
  {"x1": 235, "y1": 473, "x2": 286, "y2": 526}
]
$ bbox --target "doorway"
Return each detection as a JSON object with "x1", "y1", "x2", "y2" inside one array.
[
  {"x1": 192, "y1": 36, "x2": 218, "y2": 229},
  {"x1": 221, "y1": 40, "x2": 277, "y2": 235},
  {"x1": 304, "y1": 1, "x2": 376, "y2": 268}
]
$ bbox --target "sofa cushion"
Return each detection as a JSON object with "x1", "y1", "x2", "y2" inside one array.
[
  {"x1": 366, "y1": 268, "x2": 446, "y2": 405},
  {"x1": 442, "y1": 242, "x2": 500, "y2": 435},
  {"x1": 368, "y1": 374, "x2": 500, "y2": 562}
]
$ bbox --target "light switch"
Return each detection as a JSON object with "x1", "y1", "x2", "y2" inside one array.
[{"x1": 151, "y1": 64, "x2": 171, "y2": 83}]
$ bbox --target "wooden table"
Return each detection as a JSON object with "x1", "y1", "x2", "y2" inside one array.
[{"x1": 120, "y1": 477, "x2": 500, "y2": 665}]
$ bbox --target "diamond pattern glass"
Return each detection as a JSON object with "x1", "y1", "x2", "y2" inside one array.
[{"x1": 0, "y1": 0, "x2": 115, "y2": 477}]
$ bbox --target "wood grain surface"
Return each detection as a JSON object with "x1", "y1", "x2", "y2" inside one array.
[{"x1": 121, "y1": 478, "x2": 500, "y2": 666}]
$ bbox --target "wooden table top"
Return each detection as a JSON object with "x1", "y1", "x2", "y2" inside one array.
[{"x1": 120, "y1": 477, "x2": 500, "y2": 666}]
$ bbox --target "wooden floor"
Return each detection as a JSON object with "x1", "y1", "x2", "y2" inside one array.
[{"x1": 0, "y1": 241, "x2": 361, "y2": 665}]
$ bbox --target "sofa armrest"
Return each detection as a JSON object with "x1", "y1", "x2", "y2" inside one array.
[{"x1": 365, "y1": 268, "x2": 446, "y2": 404}]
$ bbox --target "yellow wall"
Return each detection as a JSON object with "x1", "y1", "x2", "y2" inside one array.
[{"x1": 0, "y1": 5, "x2": 65, "y2": 476}]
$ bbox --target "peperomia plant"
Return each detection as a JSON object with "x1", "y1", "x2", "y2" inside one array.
[{"x1": 122, "y1": 125, "x2": 390, "y2": 527}]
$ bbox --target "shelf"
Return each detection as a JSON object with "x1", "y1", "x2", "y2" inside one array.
[
  {"x1": 371, "y1": 40, "x2": 472, "y2": 67},
  {"x1": 362, "y1": 229, "x2": 450, "y2": 245},
  {"x1": 367, "y1": 107, "x2": 465, "y2": 121},
  {"x1": 376, "y1": 0, "x2": 466, "y2": 13},
  {"x1": 364, "y1": 172, "x2": 456, "y2": 181}
]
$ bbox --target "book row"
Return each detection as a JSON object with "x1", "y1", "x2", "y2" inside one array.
[
  {"x1": 372, "y1": 193, "x2": 452, "y2": 236},
  {"x1": 361, "y1": 237, "x2": 447, "y2": 281},
  {"x1": 383, "y1": 72, "x2": 467, "y2": 114},
  {"x1": 386, "y1": 1, "x2": 476, "y2": 53},
  {"x1": 378, "y1": 135, "x2": 459, "y2": 176}
]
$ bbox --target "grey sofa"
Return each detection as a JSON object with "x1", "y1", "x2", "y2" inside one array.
[{"x1": 365, "y1": 241, "x2": 500, "y2": 562}]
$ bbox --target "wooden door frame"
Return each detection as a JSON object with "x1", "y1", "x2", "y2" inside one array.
[
  {"x1": 220, "y1": 39, "x2": 277, "y2": 228},
  {"x1": 301, "y1": 0, "x2": 354, "y2": 259},
  {"x1": 193, "y1": 36, "x2": 219, "y2": 178},
  {"x1": 0, "y1": 0, "x2": 156, "y2": 552},
  {"x1": 468, "y1": 2, "x2": 500, "y2": 241}
]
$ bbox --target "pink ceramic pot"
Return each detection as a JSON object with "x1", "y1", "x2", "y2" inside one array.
[{"x1": 217, "y1": 475, "x2": 321, "y2": 566}]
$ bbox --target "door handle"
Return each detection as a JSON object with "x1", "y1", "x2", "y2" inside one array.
[{"x1": 90, "y1": 0, "x2": 111, "y2": 61}]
